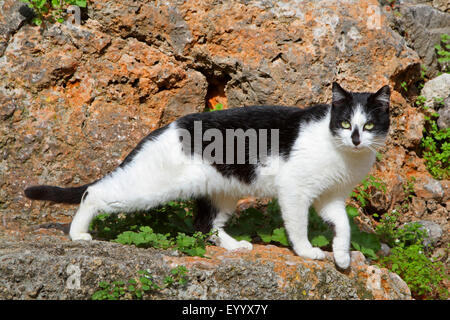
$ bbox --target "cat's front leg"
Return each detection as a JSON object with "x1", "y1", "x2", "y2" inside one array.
[
  {"x1": 314, "y1": 196, "x2": 351, "y2": 269},
  {"x1": 278, "y1": 194, "x2": 325, "y2": 260}
]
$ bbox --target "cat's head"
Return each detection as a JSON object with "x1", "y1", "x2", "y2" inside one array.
[{"x1": 329, "y1": 82, "x2": 390, "y2": 153}]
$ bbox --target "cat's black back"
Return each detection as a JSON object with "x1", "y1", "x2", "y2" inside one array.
[{"x1": 176, "y1": 105, "x2": 330, "y2": 183}]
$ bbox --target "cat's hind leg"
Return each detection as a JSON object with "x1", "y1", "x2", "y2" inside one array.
[
  {"x1": 207, "y1": 196, "x2": 253, "y2": 251},
  {"x1": 69, "y1": 183, "x2": 132, "y2": 241},
  {"x1": 69, "y1": 189, "x2": 101, "y2": 241}
]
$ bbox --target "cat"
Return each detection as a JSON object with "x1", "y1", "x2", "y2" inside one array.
[{"x1": 24, "y1": 82, "x2": 390, "y2": 269}]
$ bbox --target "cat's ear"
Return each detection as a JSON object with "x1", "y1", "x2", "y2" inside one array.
[
  {"x1": 370, "y1": 85, "x2": 390, "y2": 111},
  {"x1": 332, "y1": 82, "x2": 351, "y2": 106}
]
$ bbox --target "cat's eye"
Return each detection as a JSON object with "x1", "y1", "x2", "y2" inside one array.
[
  {"x1": 341, "y1": 121, "x2": 351, "y2": 129},
  {"x1": 364, "y1": 123, "x2": 374, "y2": 131}
]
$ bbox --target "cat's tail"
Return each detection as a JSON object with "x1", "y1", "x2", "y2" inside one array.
[{"x1": 24, "y1": 183, "x2": 93, "y2": 204}]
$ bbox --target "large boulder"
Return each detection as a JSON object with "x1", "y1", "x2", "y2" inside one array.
[{"x1": 0, "y1": 237, "x2": 412, "y2": 300}]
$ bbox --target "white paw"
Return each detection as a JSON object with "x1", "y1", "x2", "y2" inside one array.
[
  {"x1": 235, "y1": 240, "x2": 253, "y2": 251},
  {"x1": 296, "y1": 247, "x2": 326, "y2": 260},
  {"x1": 222, "y1": 239, "x2": 253, "y2": 251},
  {"x1": 334, "y1": 251, "x2": 351, "y2": 269},
  {"x1": 70, "y1": 232, "x2": 92, "y2": 241}
]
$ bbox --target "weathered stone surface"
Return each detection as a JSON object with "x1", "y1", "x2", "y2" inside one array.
[
  {"x1": 421, "y1": 73, "x2": 450, "y2": 108},
  {"x1": 385, "y1": 3, "x2": 450, "y2": 77},
  {"x1": 0, "y1": 0, "x2": 29, "y2": 56},
  {"x1": 411, "y1": 197, "x2": 427, "y2": 217},
  {"x1": 432, "y1": 0, "x2": 450, "y2": 12},
  {"x1": 0, "y1": 237, "x2": 411, "y2": 300},
  {"x1": 415, "y1": 175, "x2": 445, "y2": 200}
]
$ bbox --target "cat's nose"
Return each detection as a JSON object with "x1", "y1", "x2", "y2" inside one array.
[{"x1": 351, "y1": 130, "x2": 361, "y2": 146}]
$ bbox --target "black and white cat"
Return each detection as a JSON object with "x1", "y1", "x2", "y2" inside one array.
[{"x1": 25, "y1": 82, "x2": 390, "y2": 269}]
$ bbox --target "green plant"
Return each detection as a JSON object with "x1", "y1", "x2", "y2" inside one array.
[
  {"x1": 90, "y1": 201, "x2": 197, "y2": 241},
  {"x1": 90, "y1": 201, "x2": 211, "y2": 257},
  {"x1": 378, "y1": 245, "x2": 448, "y2": 299},
  {"x1": 207, "y1": 103, "x2": 224, "y2": 112},
  {"x1": 350, "y1": 175, "x2": 386, "y2": 209},
  {"x1": 20, "y1": 0, "x2": 86, "y2": 26},
  {"x1": 420, "y1": 65, "x2": 427, "y2": 80},
  {"x1": 400, "y1": 81, "x2": 408, "y2": 92},
  {"x1": 174, "y1": 232, "x2": 210, "y2": 257},
  {"x1": 375, "y1": 210, "x2": 426, "y2": 248},
  {"x1": 114, "y1": 226, "x2": 211, "y2": 257},
  {"x1": 420, "y1": 112, "x2": 450, "y2": 180},
  {"x1": 92, "y1": 267, "x2": 189, "y2": 300},
  {"x1": 375, "y1": 210, "x2": 449, "y2": 299},
  {"x1": 415, "y1": 95, "x2": 427, "y2": 108},
  {"x1": 164, "y1": 265, "x2": 189, "y2": 286},
  {"x1": 114, "y1": 226, "x2": 173, "y2": 249},
  {"x1": 226, "y1": 201, "x2": 288, "y2": 246},
  {"x1": 435, "y1": 33, "x2": 450, "y2": 73},
  {"x1": 375, "y1": 152, "x2": 383, "y2": 162},
  {"x1": 402, "y1": 176, "x2": 416, "y2": 202}
]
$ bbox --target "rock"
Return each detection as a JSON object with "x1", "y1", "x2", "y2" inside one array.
[
  {"x1": 386, "y1": 4, "x2": 450, "y2": 77},
  {"x1": 431, "y1": 0, "x2": 450, "y2": 12},
  {"x1": 437, "y1": 96, "x2": 450, "y2": 129},
  {"x1": 442, "y1": 180, "x2": 450, "y2": 202},
  {"x1": 402, "y1": 109, "x2": 425, "y2": 149},
  {"x1": 377, "y1": 243, "x2": 392, "y2": 257},
  {"x1": 415, "y1": 175, "x2": 445, "y2": 200},
  {"x1": 420, "y1": 73, "x2": 450, "y2": 108},
  {"x1": 426, "y1": 199, "x2": 439, "y2": 211},
  {"x1": 0, "y1": 237, "x2": 412, "y2": 300},
  {"x1": 424, "y1": 178, "x2": 445, "y2": 199},
  {"x1": 416, "y1": 220, "x2": 443, "y2": 246},
  {"x1": 411, "y1": 197, "x2": 427, "y2": 217},
  {"x1": 394, "y1": 0, "x2": 449, "y2": 12},
  {"x1": 0, "y1": 0, "x2": 29, "y2": 56}
]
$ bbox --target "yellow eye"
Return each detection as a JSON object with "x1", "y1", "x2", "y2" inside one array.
[
  {"x1": 341, "y1": 121, "x2": 351, "y2": 129},
  {"x1": 364, "y1": 123, "x2": 374, "y2": 131}
]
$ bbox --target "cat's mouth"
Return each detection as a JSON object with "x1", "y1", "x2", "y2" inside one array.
[
  {"x1": 338, "y1": 142, "x2": 370, "y2": 153},
  {"x1": 351, "y1": 145, "x2": 365, "y2": 152}
]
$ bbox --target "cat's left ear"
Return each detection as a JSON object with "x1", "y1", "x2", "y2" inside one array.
[
  {"x1": 332, "y1": 82, "x2": 351, "y2": 107},
  {"x1": 370, "y1": 85, "x2": 390, "y2": 111}
]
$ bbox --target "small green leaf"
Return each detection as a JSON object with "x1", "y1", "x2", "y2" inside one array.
[
  {"x1": 351, "y1": 241, "x2": 361, "y2": 251},
  {"x1": 32, "y1": 17, "x2": 43, "y2": 26},
  {"x1": 346, "y1": 205, "x2": 359, "y2": 218},
  {"x1": 311, "y1": 235, "x2": 330, "y2": 248},
  {"x1": 34, "y1": 0, "x2": 47, "y2": 9},
  {"x1": 213, "y1": 103, "x2": 223, "y2": 111},
  {"x1": 272, "y1": 227, "x2": 289, "y2": 246},
  {"x1": 75, "y1": 0, "x2": 87, "y2": 8}
]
